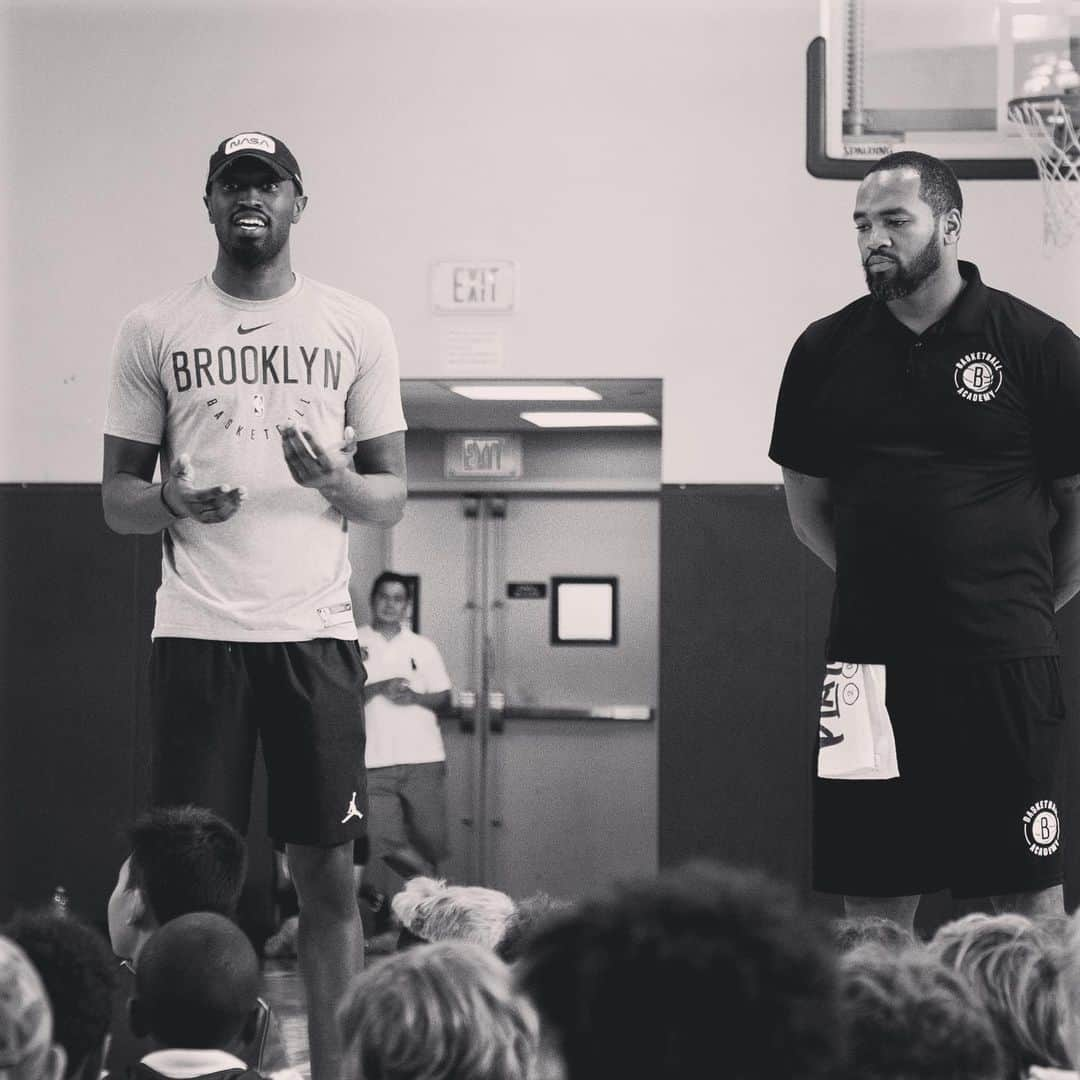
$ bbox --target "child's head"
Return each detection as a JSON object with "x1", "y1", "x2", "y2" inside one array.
[
  {"x1": 107, "y1": 805, "x2": 246, "y2": 963},
  {"x1": 1058, "y1": 905, "x2": 1080, "y2": 1069},
  {"x1": 929, "y1": 913, "x2": 1068, "y2": 1077},
  {"x1": 338, "y1": 941, "x2": 537, "y2": 1080},
  {"x1": 831, "y1": 914, "x2": 918, "y2": 955},
  {"x1": 130, "y1": 913, "x2": 259, "y2": 1051},
  {"x1": 928, "y1": 912, "x2": 1034, "y2": 969},
  {"x1": 391, "y1": 877, "x2": 515, "y2": 952},
  {"x1": 839, "y1": 944, "x2": 1004, "y2": 1080},
  {"x1": 2, "y1": 911, "x2": 116, "y2": 1080},
  {"x1": 0, "y1": 935, "x2": 67, "y2": 1080},
  {"x1": 495, "y1": 893, "x2": 572, "y2": 964},
  {"x1": 515, "y1": 861, "x2": 841, "y2": 1080}
]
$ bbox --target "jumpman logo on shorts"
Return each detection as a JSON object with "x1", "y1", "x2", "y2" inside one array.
[{"x1": 341, "y1": 791, "x2": 364, "y2": 824}]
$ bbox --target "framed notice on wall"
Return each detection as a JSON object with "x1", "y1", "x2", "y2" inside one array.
[{"x1": 551, "y1": 577, "x2": 618, "y2": 646}]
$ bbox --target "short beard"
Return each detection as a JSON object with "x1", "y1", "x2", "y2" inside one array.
[
  {"x1": 864, "y1": 232, "x2": 942, "y2": 301},
  {"x1": 215, "y1": 221, "x2": 288, "y2": 269}
]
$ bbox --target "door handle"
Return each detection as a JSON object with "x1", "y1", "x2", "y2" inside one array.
[
  {"x1": 501, "y1": 703, "x2": 654, "y2": 722},
  {"x1": 488, "y1": 690, "x2": 506, "y2": 734},
  {"x1": 455, "y1": 689, "x2": 476, "y2": 734},
  {"x1": 439, "y1": 689, "x2": 509, "y2": 733}
]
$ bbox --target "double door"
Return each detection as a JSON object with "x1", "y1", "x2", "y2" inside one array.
[{"x1": 387, "y1": 492, "x2": 658, "y2": 900}]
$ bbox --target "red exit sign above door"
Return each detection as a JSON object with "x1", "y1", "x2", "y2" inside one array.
[
  {"x1": 444, "y1": 434, "x2": 523, "y2": 478},
  {"x1": 431, "y1": 260, "x2": 517, "y2": 313}
]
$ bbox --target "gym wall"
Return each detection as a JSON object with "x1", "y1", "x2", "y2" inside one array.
[{"x1": 2, "y1": 0, "x2": 1074, "y2": 922}]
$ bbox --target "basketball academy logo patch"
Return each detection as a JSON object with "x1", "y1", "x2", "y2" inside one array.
[
  {"x1": 953, "y1": 351, "x2": 1003, "y2": 403},
  {"x1": 1023, "y1": 799, "x2": 1060, "y2": 857}
]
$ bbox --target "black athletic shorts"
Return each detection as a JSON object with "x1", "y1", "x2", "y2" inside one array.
[
  {"x1": 150, "y1": 638, "x2": 368, "y2": 847},
  {"x1": 813, "y1": 655, "x2": 1065, "y2": 899},
  {"x1": 272, "y1": 834, "x2": 369, "y2": 866}
]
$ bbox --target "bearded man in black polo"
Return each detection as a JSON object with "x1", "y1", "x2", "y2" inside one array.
[{"x1": 770, "y1": 150, "x2": 1080, "y2": 930}]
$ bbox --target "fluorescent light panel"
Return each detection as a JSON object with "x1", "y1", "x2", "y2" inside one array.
[
  {"x1": 520, "y1": 411, "x2": 658, "y2": 428},
  {"x1": 450, "y1": 384, "x2": 601, "y2": 401}
]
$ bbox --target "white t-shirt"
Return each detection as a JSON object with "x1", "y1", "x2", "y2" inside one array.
[
  {"x1": 357, "y1": 624, "x2": 452, "y2": 767},
  {"x1": 105, "y1": 274, "x2": 406, "y2": 642}
]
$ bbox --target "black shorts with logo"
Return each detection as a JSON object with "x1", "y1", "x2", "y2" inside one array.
[
  {"x1": 150, "y1": 638, "x2": 368, "y2": 847},
  {"x1": 813, "y1": 655, "x2": 1065, "y2": 899}
]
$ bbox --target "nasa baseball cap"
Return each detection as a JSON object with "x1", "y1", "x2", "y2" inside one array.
[{"x1": 206, "y1": 132, "x2": 304, "y2": 194}]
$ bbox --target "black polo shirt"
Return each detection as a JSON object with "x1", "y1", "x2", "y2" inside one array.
[{"x1": 769, "y1": 261, "x2": 1080, "y2": 663}]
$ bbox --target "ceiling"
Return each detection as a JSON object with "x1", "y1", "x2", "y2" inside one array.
[{"x1": 400, "y1": 378, "x2": 662, "y2": 431}]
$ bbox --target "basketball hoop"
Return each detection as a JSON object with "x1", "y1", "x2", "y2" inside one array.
[{"x1": 1008, "y1": 90, "x2": 1080, "y2": 249}]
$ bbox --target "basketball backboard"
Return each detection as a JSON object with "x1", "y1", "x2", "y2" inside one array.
[{"x1": 808, "y1": 0, "x2": 1080, "y2": 179}]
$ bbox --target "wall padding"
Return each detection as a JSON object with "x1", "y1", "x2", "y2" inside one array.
[{"x1": 0, "y1": 486, "x2": 273, "y2": 936}]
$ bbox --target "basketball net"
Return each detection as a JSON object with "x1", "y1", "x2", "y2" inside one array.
[
  {"x1": 1008, "y1": 93, "x2": 1080, "y2": 331},
  {"x1": 1008, "y1": 96, "x2": 1080, "y2": 249}
]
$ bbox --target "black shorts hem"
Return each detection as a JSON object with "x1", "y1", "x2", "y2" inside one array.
[
  {"x1": 812, "y1": 875, "x2": 947, "y2": 899},
  {"x1": 950, "y1": 874, "x2": 1064, "y2": 901},
  {"x1": 274, "y1": 834, "x2": 370, "y2": 865},
  {"x1": 279, "y1": 829, "x2": 367, "y2": 849},
  {"x1": 813, "y1": 874, "x2": 1065, "y2": 900}
]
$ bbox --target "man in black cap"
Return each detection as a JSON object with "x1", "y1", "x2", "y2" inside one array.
[{"x1": 102, "y1": 131, "x2": 407, "y2": 1080}]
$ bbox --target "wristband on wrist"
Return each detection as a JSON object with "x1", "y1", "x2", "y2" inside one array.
[{"x1": 160, "y1": 480, "x2": 185, "y2": 520}]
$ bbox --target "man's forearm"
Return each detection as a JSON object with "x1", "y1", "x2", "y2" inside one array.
[
  {"x1": 319, "y1": 471, "x2": 407, "y2": 525},
  {"x1": 792, "y1": 517, "x2": 837, "y2": 571},
  {"x1": 1051, "y1": 512, "x2": 1080, "y2": 611},
  {"x1": 781, "y1": 470, "x2": 837, "y2": 572},
  {"x1": 364, "y1": 679, "x2": 395, "y2": 702},
  {"x1": 103, "y1": 474, "x2": 180, "y2": 535},
  {"x1": 418, "y1": 690, "x2": 451, "y2": 713}
]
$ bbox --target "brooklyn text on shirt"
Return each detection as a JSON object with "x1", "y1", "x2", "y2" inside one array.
[{"x1": 171, "y1": 344, "x2": 346, "y2": 394}]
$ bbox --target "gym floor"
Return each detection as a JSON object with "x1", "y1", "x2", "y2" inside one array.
[{"x1": 261, "y1": 960, "x2": 310, "y2": 1080}]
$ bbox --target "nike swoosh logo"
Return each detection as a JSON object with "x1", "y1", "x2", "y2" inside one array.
[{"x1": 237, "y1": 322, "x2": 272, "y2": 335}]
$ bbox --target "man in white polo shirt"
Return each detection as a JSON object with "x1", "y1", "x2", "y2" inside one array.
[{"x1": 356, "y1": 572, "x2": 452, "y2": 893}]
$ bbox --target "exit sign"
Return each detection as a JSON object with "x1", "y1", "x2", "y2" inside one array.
[
  {"x1": 444, "y1": 434, "x2": 523, "y2": 478},
  {"x1": 431, "y1": 260, "x2": 517, "y2": 313}
]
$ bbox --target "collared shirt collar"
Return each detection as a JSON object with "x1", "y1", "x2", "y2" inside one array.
[
  {"x1": 369, "y1": 622, "x2": 415, "y2": 643},
  {"x1": 140, "y1": 1048, "x2": 248, "y2": 1077},
  {"x1": 937, "y1": 260, "x2": 988, "y2": 334},
  {"x1": 864, "y1": 260, "x2": 987, "y2": 338}
]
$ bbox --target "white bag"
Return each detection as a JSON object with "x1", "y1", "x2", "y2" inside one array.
[{"x1": 817, "y1": 662, "x2": 899, "y2": 780}]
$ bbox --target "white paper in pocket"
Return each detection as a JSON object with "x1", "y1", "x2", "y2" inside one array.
[{"x1": 817, "y1": 662, "x2": 899, "y2": 780}]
